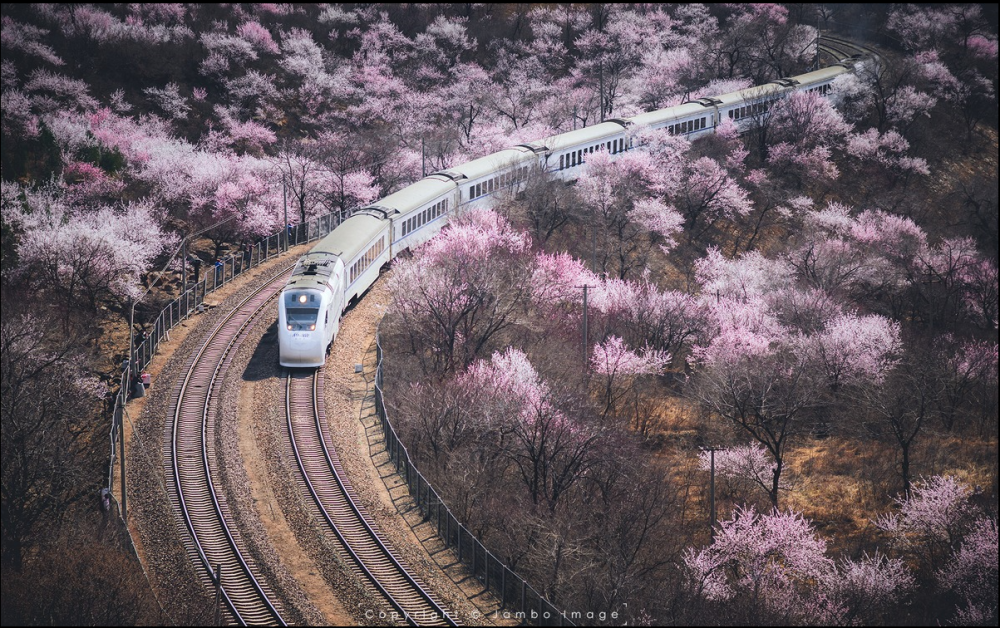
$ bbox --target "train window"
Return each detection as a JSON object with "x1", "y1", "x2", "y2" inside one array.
[
  {"x1": 578, "y1": 149, "x2": 583, "y2": 163},
  {"x1": 286, "y1": 305, "x2": 319, "y2": 331}
]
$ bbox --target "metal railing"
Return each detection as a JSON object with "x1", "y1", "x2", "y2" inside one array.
[{"x1": 374, "y1": 334, "x2": 574, "y2": 627}]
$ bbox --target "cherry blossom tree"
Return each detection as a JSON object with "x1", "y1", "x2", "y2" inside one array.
[
  {"x1": 804, "y1": 313, "x2": 902, "y2": 392},
  {"x1": 682, "y1": 506, "x2": 838, "y2": 624},
  {"x1": 272, "y1": 141, "x2": 330, "y2": 224},
  {"x1": 413, "y1": 14, "x2": 476, "y2": 72},
  {"x1": 673, "y1": 156, "x2": 753, "y2": 243},
  {"x1": 488, "y1": 53, "x2": 551, "y2": 131},
  {"x1": 844, "y1": 127, "x2": 930, "y2": 192},
  {"x1": 8, "y1": 185, "x2": 175, "y2": 322},
  {"x1": 577, "y1": 149, "x2": 677, "y2": 279},
  {"x1": 937, "y1": 516, "x2": 999, "y2": 625},
  {"x1": 388, "y1": 209, "x2": 533, "y2": 374},
  {"x1": 689, "y1": 296, "x2": 818, "y2": 508},
  {"x1": 1, "y1": 16, "x2": 64, "y2": 66},
  {"x1": 698, "y1": 443, "x2": 775, "y2": 505},
  {"x1": 459, "y1": 348, "x2": 605, "y2": 513},
  {"x1": 143, "y1": 82, "x2": 189, "y2": 122},
  {"x1": 235, "y1": 20, "x2": 279, "y2": 56},
  {"x1": 529, "y1": 250, "x2": 601, "y2": 332},
  {"x1": 592, "y1": 275, "x2": 711, "y2": 362},
  {"x1": 875, "y1": 475, "x2": 979, "y2": 571},
  {"x1": 574, "y1": 10, "x2": 649, "y2": 120},
  {"x1": 835, "y1": 58, "x2": 937, "y2": 135},
  {"x1": 695, "y1": 246, "x2": 795, "y2": 301},
  {"x1": 590, "y1": 335, "x2": 669, "y2": 423},
  {"x1": 826, "y1": 551, "x2": 916, "y2": 626}
]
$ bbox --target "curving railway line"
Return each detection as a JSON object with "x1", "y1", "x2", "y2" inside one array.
[
  {"x1": 165, "y1": 259, "x2": 458, "y2": 626},
  {"x1": 819, "y1": 35, "x2": 880, "y2": 68},
  {"x1": 285, "y1": 370, "x2": 458, "y2": 627}
]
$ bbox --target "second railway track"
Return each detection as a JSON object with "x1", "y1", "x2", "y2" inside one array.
[
  {"x1": 285, "y1": 368, "x2": 459, "y2": 627},
  {"x1": 168, "y1": 266, "x2": 292, "y2": 626}
]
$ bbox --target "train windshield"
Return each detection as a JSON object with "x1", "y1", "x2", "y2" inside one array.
[
  {"x1": 284, "y1": 290, "x2": 320, "y2": 331},
  {"x1": 286, "y1": 307, "x2": 319, "y2": 331}
]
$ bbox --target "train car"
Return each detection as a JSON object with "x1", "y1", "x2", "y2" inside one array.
[
  {"x1": 369, "y1": 173, "x2": 457, "y2": 255},
  {"x1": 441, "y1": 146, "x2": 539, "y2": 210},
  {"x1": 532, "y1": 121, "x2": 630, "y2": 178},
  {"x1": 278, "y1": 249, "x2": 345, "y2": 368},
  {"x1": 628, "y1": 100, "x2": 717, "y2": 140}
]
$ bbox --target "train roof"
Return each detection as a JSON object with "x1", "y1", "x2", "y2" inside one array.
[
  {"x1": 785, "y1": 64, "x2": 851, "y2": 86},
  {"x1": 628, "y1": 100, "x2": 713, "y2": 129},
  {"x1": 439, "y1": 146, "x2": 536, "y2": 182},
  {"x1": 284, "y1": 251, "x2": 340, "y2": 291},
  {"x1": 713, "y1": 82, "x2": 789, "y2": 107},
  {"x1": 310, "y1": 213, "x2": 386, "y2": 261},
  {"x1": 372, "y1": 175, "x2": 456, "y2": 215}
]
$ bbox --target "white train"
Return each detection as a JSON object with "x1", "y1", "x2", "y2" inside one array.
[{"x1": 277, "y1": 63, "x2": 857, "y2": 367}]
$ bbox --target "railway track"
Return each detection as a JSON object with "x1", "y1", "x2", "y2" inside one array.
[
  {"x1": 819, "y1": 35, "x2": 879, "y2": 67},
  {"x1": 285, "y1": 369, "x2": 458, "y2": 627},
  {"x1": 168, "y1": 267, "x2": 292, "y2": 626}
]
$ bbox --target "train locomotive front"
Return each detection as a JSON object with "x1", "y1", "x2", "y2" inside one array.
[{"x1": 278, "y1": 252, "x2": 345, "y2": 368}]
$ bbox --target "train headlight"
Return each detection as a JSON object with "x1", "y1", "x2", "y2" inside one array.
[
  {"x1": 309, "y1": 324, "x2": 315, "y2": 331},
  {"x1": 298, "y1": 294, "x2": 308, "y2": 303},
  {"x1": 287, "y1": 324, "x2": 292, "y2": 331}
]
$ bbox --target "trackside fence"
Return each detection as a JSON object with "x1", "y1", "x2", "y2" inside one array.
[
  {"x1": 374, "y1": 334, "x2": 574, "y2": 627},
  {"x1": 106, "y1": 209, "x2": 352, "y2": 508}
]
